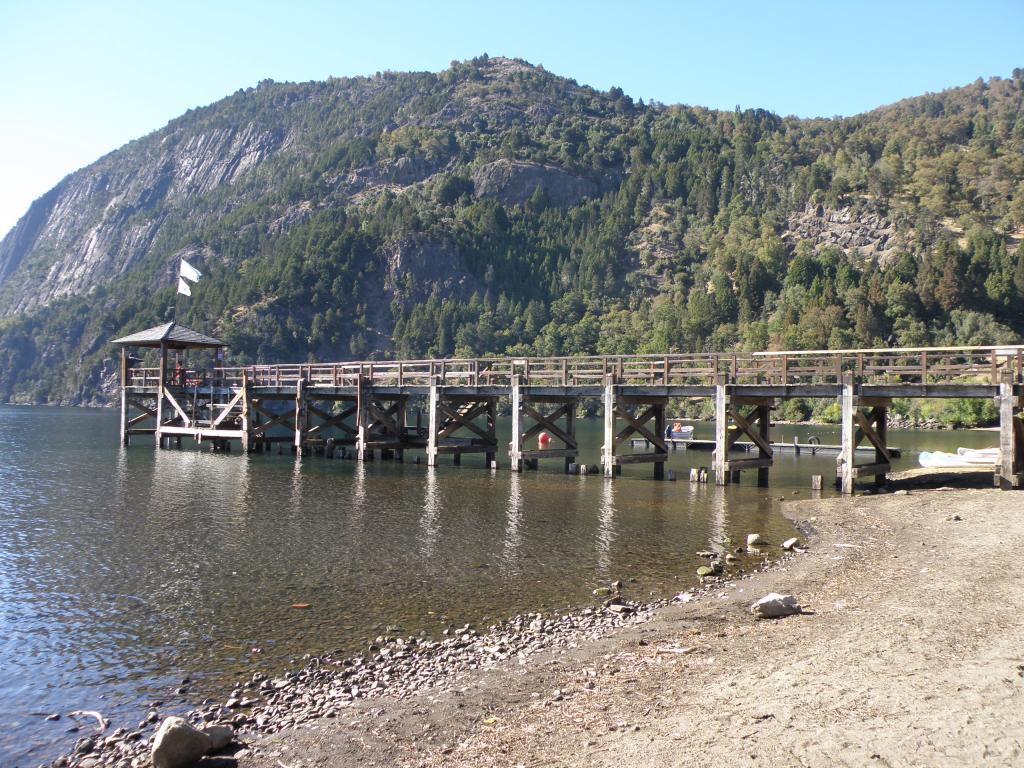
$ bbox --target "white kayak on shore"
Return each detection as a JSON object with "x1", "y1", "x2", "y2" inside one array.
[{"x1": 919, "y1": 448, "x2": 999, "y2": 468}]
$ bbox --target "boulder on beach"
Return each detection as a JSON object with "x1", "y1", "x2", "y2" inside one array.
[
  {"x1": 750, "y1": 593, "x2": 802, "y2": 619},
  {"x1": 204, "y1": 723, "x2": 234, "y2": 750},
  {"x1": 151, "y1": 717, "x2": 212, "y2": 768}
]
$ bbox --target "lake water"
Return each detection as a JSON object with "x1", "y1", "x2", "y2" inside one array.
[{"x1": 0, "y1": 405, "x2": 998, "y2": 764}]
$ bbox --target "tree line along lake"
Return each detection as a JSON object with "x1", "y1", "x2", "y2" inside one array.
[{"x1": 0, "y1": 404, "x2": 998, "y2": 764}]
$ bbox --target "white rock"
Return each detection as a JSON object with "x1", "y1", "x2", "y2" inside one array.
[
  {"x1": 747, "y1": 533, "x2": 766, "y2": 547},
  {"x1": 151, "y1": 717, "x2": 212, "y2": 768},
  {"x1": 203, "y1": 724, "x2": 234, "y2": 751},
  {"x1": 782, "y1": 537, "x2": 800, "y2": 551},
  {"x1": 750, "y1": 593, "x2": 802, "y2": 619}
]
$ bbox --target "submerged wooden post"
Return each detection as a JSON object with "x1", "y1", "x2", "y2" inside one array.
[
  {"x1": 565, "y1": 400, "x2": 577, "y2": 475},
  {"x1": 602, "y1": 377, "x2": 615, "y2": 478},
  {"x1": 509, "y1": 375, "x2": 523, "y2": 472},
  {"x1": 427, "y1": 381, "x2": 440, "y2": 467},
  {"x1": 395, "y1": 396, "x2": 407, "y2": 462},
  {"x1": 872, "y1": 403, "x2": 888, "y2": 488},
  {"x1": 839, "y1": 372, "x2": 856, "y2": 494},
  {"x1": 653, "y1": 400, "x2": 666, "y2": 480},
  {"x1": 714, "y1": 378, "x2": 728, "y2": 485},
  {"x1": 757, "y1": 402, "x2": 771, "y2": 487},
  {"x1": 485, "y1": 398, "x2": 497, "y2": 468}
]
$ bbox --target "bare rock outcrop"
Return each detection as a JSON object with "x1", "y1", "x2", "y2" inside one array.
[
  {"x1": 472, "y1": 160, "x2": 597, "y2": 208},
  {"x1": 0, "y1": 121, "x2": 283, "y2": 317},
  {"x1": 382, "y1": 236, "x2": 482, "y2": 307},
  {"x1": 784, "y1": 203, "x2": 902, "y2": 264}
]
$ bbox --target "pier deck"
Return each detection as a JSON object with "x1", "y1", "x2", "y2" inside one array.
[{"x1": 112, "y1": 330, "x2": 1024, "y2": 493}]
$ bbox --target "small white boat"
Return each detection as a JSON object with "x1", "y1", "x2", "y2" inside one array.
[
  {"x1": 665, "y1": 422, "x2": 694, "y2": 440},
  {"x1": 919, "y1": 448, "x2": 999, "y2": 468}
]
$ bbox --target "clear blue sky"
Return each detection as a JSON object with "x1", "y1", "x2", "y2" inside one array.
[{"x1": 1, "y1": 0, "x2": 1022, "y2": 238}]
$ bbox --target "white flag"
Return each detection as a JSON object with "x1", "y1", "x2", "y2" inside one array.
[
  {"x1": 177, "y1": 277, "x2": 192, "y2": 296},
  {"x1": 179, "y1": 259, "x2": 202, "y2": 283}
]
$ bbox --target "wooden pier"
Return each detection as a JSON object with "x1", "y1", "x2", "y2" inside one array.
[{"x1": 113, "y1": 325, "x2": 1024, "y2": 493}]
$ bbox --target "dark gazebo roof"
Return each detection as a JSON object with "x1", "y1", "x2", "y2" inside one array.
[{"x1": 112, "y1": 322, "x2": 226, "y2": 349}]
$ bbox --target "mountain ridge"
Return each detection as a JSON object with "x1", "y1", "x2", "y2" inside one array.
[{"x1": 0, "y1": 55, "x2": 1022, "y2": 407}]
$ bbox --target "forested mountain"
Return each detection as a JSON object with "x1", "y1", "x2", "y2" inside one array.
[{"x1": 1, "y1": 55, "x2": 1023, "y2": 406}]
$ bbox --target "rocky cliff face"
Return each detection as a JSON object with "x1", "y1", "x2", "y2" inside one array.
[
  {"x1": 784, "y1": 203, "x2": 904, "y2": 264},
  {"x1": 472, "y1": 159, "x2": 598, "y2": 207},
  {"x1": 0, "y1": 122, "x2": 283, "y2": 316}
]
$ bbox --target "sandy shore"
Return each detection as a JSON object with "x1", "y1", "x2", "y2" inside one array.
[{"x1": 229, "y1": 487, "x2": 1023, "y2": 768}]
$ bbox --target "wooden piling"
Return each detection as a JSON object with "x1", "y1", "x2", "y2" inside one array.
[
  {"x1": 998, "y1": 375, "x2": 1022, "y2": 489},
  {"x1": 714, "y1": 379, "x2": 728, "y2": 485},
  {"x1": 602, "y1": 378, "x2": 615, "y2": 478},
  {"x1": 839, "y1": 373, "x2": 856, "y2": 494},
  {"x1": 426, "y1": 382, "x2": 439, "y2": 467}
]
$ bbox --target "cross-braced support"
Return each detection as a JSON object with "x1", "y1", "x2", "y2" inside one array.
[
  {"x1": 838, "y1": 374, "x2": 890, "y2": 494},
  {"x1": 714, "y1": 385, "x2": 774, "y2": 486},
  {"x1": 120, "y1": 391, "x2": 158, "y2": 446},
  {"x1": 509, "y1": 377, "x2": 578, "y2": 472},
  {"x1": 249, "y1": 393, "x2": 300, "y2": 451},
  {"x1": 356, "y1": 382, "x2": 411, "y2": 461},
  {"x1": 426, "y1": 383, "x2": 498, "y2": 467},
  {"x1": 602, "y1": 380, "x2": 667, "y2": 479}
]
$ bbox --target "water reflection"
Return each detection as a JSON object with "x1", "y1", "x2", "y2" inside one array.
[
  {"x1": 501, "y1": 471, "x2": 523, "y2": 575},
  {"x1": 709, "y1": 488, "x2": 727, "y2": 552},
  {"x1": 420, "y1": 467, "x2": 440, "y2": 559},
  {"x1": 596, "y1": 479, "x2": 615, "y2": 577}
]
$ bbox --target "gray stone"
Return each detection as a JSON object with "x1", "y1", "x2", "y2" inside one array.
[
  {"x1": 747, "y1": 533, "x2": 767, "y2": 547},
  {"x1": 782, "y1": 537, "x2": 800, "y2": 551},
  {"x1": 202, "y1": 724, "x2": 234, "y2": 751},
  {"x1": 151, "y1": 716, "x2": 213, "y2": 768},
  {"x1": 750, "y1": 593, "x2": 802, "y2": 619}
]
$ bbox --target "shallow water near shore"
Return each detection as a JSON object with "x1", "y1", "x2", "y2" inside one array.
[{"x1": 0, "y1": 405, "x2": 999, "y2": 764}]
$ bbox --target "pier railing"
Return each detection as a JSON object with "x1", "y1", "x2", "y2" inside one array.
[{"x1": 125, "y1": 346, "x2": 1024, "y2": 390}]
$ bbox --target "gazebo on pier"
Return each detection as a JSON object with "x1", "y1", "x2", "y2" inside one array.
[{"x1": 112, "y1": 322, "x2": 228, "y2": 446}]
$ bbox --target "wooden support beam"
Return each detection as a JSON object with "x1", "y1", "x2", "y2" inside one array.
[
  {"x1": 436, "y1": 401, "x2": 493, "y2": 442},
  {"x1": 120, "y1": 348, "x2": 129, "y2": 446},
  {"x1": 853, "y1": 410, "x2": 891, "y2": 463},
  {"x1": 839, "y1": 374, "x2": 856, "y2": 494},
  {"x1": 427, "y1": 383, "x2": 439, "y2": 467},
  {"x1": 251, "y1": 401, "x2": 295, "y2": 436},
  {"x1": 714, "y1": 380, "x2": 728, "y2": 485},
  {"x1": 615, "y1": 452, "x2": 669, "y2": 465},
  {"x1": 307, "y1": 403, "x2": 358, "y2": 436},
  {"x1": 851, "y1": 462, "x2": 892, "y2": 478},
  {"x1": 211, "y1": 388, "x2": 244, "y2": 428},
  {"x1": 602, "y1": 380, "x2": 615, "y2": 478},
  {"x1": 510, "y1": 376, "x2": 523, "y2": 471},
  {"x1": 155, "y1": 342, "x2": 167, "y2": 448},
  {"x1": 294, "y1": 378, "x2": 307, "y2": 456},
  {"x1": 356, "y1": 378, "x2": 369, "y2": 461},
  {"x1": 724, "y1": 457, "x2": 773, "y2": 471},
  {"x1": 757, "y1": 402, "x2": 771, "y2": 486},
  {"x1": 240, "y1": 371, "x2": 252, "y2": 453},
  {"x1": 997, "y1": 379, "x2": 1022, "y2": 489}
]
